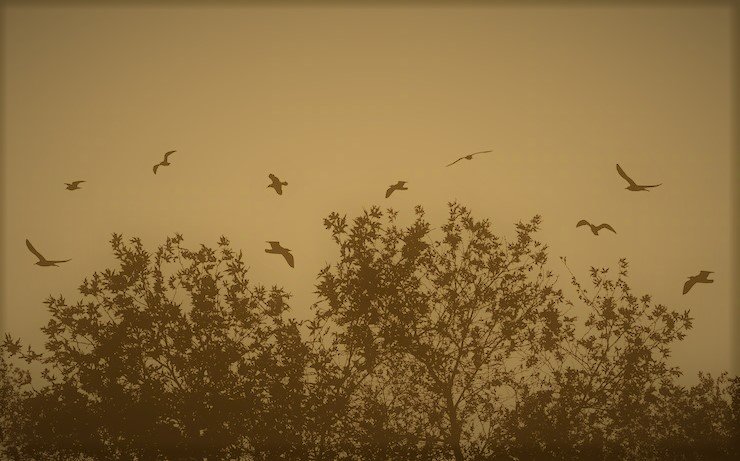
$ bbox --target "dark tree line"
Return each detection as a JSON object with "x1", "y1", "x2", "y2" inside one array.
[{"x1": 1, "y1": 203, "x2": 738, "y2": 460}]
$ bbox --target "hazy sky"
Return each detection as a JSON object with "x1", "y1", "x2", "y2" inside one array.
[{"x1": 1, "y1": 5, "x2": 734, "y2": 381}]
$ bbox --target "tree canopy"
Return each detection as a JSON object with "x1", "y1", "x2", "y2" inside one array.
[
  {"x1": 2, "y1": 234, "x2": 308, "y2": 460},
  {"x1": 1, "y1": 203, "x2": 738, "y2": 460}
]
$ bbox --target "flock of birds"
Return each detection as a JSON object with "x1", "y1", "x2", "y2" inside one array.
[{"x1": 25, "y1": 149, "x2": 713, "y2": 295}]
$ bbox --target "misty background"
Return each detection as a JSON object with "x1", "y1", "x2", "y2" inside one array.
[{"x1": 1, "y1": 4, "x2": 734, "y2": 382}]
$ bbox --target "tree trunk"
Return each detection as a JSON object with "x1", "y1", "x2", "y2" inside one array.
[{"x1": 445, "y1": 390, "x2": 465, "y2": 461}]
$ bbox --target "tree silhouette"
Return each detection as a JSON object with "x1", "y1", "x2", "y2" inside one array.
[
  {"x1": 310, "y1": 203, "x2": 738, "y2": 460},
  {"x1": 0, "y1": 353, "x2": 30, "y2": 459},
  {"x1": 486, "y1": 259, "x2": 736, "y2": 460},
  {"x1": 311, "y1": 203, "x2": 571, "y2": 460},
  {"x1": 2, "y1": 234, "x2": 308, "y2": 460},
  {"x1": 1, "y1": 204, "x2": 738, "y2": 460}
]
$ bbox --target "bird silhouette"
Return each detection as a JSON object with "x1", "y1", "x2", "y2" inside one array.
[
  {"x1": 25, "y1": 239, "x2": 70, "y2": 267},
  {"x1": 576, "y1": 220, "x2": 617, "y2": 235},
  {"x1": 65, "y1": 181, "x2": 85, "y2": 190},
  {"x1": 683, "y1": 270, "x2": 713, "y2": 294},
  {"x1": 446, "y1": 150, "x2": 492, "y2": 167},
  {"x1": 267, "y1": 174, "x2": 288, "y2": 195},
  {"x1": 385, "y1": 181, "x2": 408, "y2": 198},
  {"x1": 265, "y1": 241, "x2": 294, "y2": 268},
  {"x1": 153, "y1": 150, "x2": 176, "y2": 174},
  {"x1": 616, "y1": 164, "x2": 661, "y2": 191}
]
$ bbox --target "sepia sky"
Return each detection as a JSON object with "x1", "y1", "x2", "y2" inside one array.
[{"x1": 1, "y1": 4, "x2": 735, "y2": 382}]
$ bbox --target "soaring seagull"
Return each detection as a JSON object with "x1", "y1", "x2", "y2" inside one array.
[
  {"x1": 267, "y1": 174, "x2": 288, "y2": 195},
  {"x1": 385, "y1": 181, "x2": 408, "y2": 198},
  {"x1": 26, "y1": 239, "x2": 70, "y2": 267},
  {"x1": 446, "y1": 150, "x2": 492, "y2": 167},
  {"x1": 265, "y1": 241, "x2": 294, "y2": 268},
  {"x1": 65, "y1": 181, "x2": 85, "y2": 191},
  {"x1": 153, "y1": 150, "x2": 176, "y2": 174},
  {"x1": 683, "y1": 271, "x2": 713, "y2": 294},
  {"x1": 576, "y1": 220, "x2": 617, "y2": 236},
  {"x1": 616, "y1": 164, "x2": 661, "y2": 191}
]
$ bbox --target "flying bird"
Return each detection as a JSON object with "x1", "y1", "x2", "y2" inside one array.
[
  {"x1": 265, "y1": 241, "x2": 294, "y2": 268},
  {"x1": 616, "y1": 164, "x2": 661, "y2": 191},
  {"x1": 267, "y1": 174, "x2": 288, "y2": 195},
  {"x1": 446, "y1": 150, "x2": 492, "y2": 167},
  {"x1": 385, "y1": 181, "x2": 408, "y2": 198},
  {"x1": 153, "y1": 150, "x2": 176, "y2": 174},
  {"x1": 683, "y1": 271, "x2": 714, "y2": 294},
  {"x1": 65, "y1": 181, "x2": 85, "y2": 190},
  {"x1": 25, "y1": 239, "x2": 70, "y2": 267},
  {"x1": 576, "y1": 220, "x2": 617, "y2": 236}
]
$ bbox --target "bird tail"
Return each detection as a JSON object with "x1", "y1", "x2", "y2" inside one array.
[{"x1": 282, "y1": 181, "x2": 288, "y2": 186}]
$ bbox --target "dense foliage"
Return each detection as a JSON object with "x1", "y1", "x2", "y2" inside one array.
[{"x1": 1, "y1": 204, "x2": 737, "y2": 460}]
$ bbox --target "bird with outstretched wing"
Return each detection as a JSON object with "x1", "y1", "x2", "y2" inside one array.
[
  {"x1": 153, "y1": 150, "x2": 176, "y2": 174},
  {"x1": 446, "y1": 150, "x2": 492, "y2": 167},
  {"x1": 268, "y1": 174, "x2": 288, "y2": 195},
  {"x1": 385, "y1": 181, "x2": 408, "y2": 198},
  {"x1": 683, "y1": 271, "x2": 713, "y2": 294},
  {"x1": 576, "y1": 219, "x2": 617, "y2": 236},
  {"x1": 616, "y1": 164, "x2": 661, "y2": 191},
  {"x1": 265, "y1": 241, "x2": 294, "y2": 268},
  {"x1": 65, "y1": 180, "x2": 85, "y2": 190},
  {"x1": 26, "y1": 239, "x2": 70, "y2": 267}
]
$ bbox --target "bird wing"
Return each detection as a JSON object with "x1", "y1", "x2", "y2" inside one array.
[
  {"x1": 683, "y1": 278, "x2": 696, "y2": 294},
  {"x1": 71, "y1": 181, "x2": 85, "y2": 186},
  {"x1": 268, "y1": 174, "x2": 279, "y2": 182},
  {"x1": 596, "y1": 223, "x2": 617, "y2": 234},
  {"x1": 49, "y1": 259, "x2": 71, "y2": 264},
  {"x1": 576, "y1": 220, "x2": 590, "y2": 228},
  {"x1": 163, "y1": 150, "x2": 175, "y2": 161},
  {"x1": 643, "y1": 183, "x2": 661, "y2": 188},
  {"x1": 470, "y1": 150, "x2": 493, "y2": 157},
  {"x1": 446, "y1": 157, "x2": 464, "y2": 167},
  {"x1": 385, "y1": 186, "x2": 394, "y2": 198},
  {"x1": 616, "y1": 164, "x2": 637, "y2": 186},
  {"x1": 282, "y1": 251, "x2": 295, "y2": 268},
  {"x1": 25, "y1": 239, "x2": 45, "y2": 261},
  {"x1": 153, "y1": 163, "x2": 160, "y2": 174},
  {"x1": 274, "y1": 184, "x2": 283, "y2": 195}
]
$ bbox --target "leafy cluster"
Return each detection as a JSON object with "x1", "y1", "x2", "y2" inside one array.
[
  {"x1": 1, "y1": 203, "x2": 737, "y2": 460},
  {"x1": 2, "y1": 234, "x2": 307, "y2": 460}
]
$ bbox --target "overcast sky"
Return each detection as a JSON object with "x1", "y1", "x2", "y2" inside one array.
[{"x1": 2, "y1": 4, "x2": 734, "y2": 381}]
